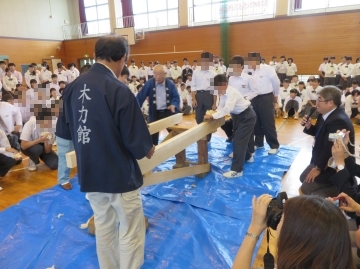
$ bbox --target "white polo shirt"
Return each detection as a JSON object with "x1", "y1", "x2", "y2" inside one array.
[
  {"x1": 191, "y1": 69, "x2": 217, "y2": 92},
  {"x1": 0, "y1": 102, "x2": 22, "y2": 134},
  {"x1": 228, "y1": 72, "x2": 259, "y2": 100}
]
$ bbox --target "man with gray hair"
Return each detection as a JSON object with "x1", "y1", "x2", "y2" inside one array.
[
  {"x1": 300, "y1": 86, "x2": 355, "y2": 197},
  {"x1": 136, "y1": 64, "x2": 180, "y2": 145},
  {"x1": 64, "y1": 35, "x2": 155, "y2": 269}
]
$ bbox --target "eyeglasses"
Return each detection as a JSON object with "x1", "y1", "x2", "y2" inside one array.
[{"x1": 316, "y1": 99, "x2": 332, "y2": 103}]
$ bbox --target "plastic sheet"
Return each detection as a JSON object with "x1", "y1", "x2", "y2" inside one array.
[{"x1": 0, "y1": 137, "x2": 300, "y2": 269}]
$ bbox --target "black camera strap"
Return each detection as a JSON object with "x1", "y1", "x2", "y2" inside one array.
[{"x1": 263, "y1": 228, "x2": 275, "y2": 269}]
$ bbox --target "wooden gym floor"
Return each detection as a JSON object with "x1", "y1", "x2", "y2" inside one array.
[{"x1": 1, "y1": 114, "x2": 360, "y2": 269}]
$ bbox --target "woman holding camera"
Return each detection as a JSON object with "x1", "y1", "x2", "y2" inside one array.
[{"x1": 232, "y1": 194, "x2": 355, "y2": 269}]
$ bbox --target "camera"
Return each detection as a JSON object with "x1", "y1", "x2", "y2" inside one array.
[
  {"x1": 266, "y1": 192, "x2": 288, "y2": 230},
  {"x1": 328, "y1": 132, "x2": 345, "y2": 142}
]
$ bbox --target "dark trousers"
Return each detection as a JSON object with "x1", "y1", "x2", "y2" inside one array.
[
  {"x1": 351, "y1": 108, "x2": 359, "y2": 118},
  {"x1": 231, "y1": 107, "x2": 256, "y2": 172},
  {"x1": 21, "y1": 144, "x2": 58, "y2": 170},
  {"x1": 151, "y1": 109, "x2": 173, "y2": 146},
  {"x1": 277, "y1": 73, "x2": 286, "y2": 84},
  {"x1": 319, "y1": 72, "x2": 325, "y2": 86},
  {"x1": 7, "y1": 133, "x2": 20, "y2": 152},
  {"x1": 324, "y1": 77, "x2": 336, "y2": 86},
  {"x1": 251, "y1": 93, "x2": 279, "y2": 149},
  {"x1": 355, "y1": 75, "x2": 360, "y2": 84},
  {"x1": 300, "y1": 164, "x2": 338, "y2": 197},
  {"x1": 221, "y1": 118, "x2": 233, "y2": 139},
  {"x1": 0, "y1": 154, "x2": 18, "y2": 177},
  {"x1": 341, "y1": 77, "x2": 352, "y2": 89},
  {"x1": 195, "y1": 91, "x2": 214, "y2": 141},
  {"x1": 335, "y1": 74, "x2": 342, "y2": 86},
  {"x1": 181, "y1": 105, "x2": 191, "y2": 115}
]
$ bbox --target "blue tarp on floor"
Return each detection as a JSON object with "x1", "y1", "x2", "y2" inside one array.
[{"x1": 0, "y1": 137, "x2": 300, "y2": 269}]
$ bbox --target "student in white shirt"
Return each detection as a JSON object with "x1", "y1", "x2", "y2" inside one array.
[
  {"x1": 286, "y1": 58, "x2": 297, "y2": 81},
  {"x1": 147, "y1": 61, "x2": 154, "y2": 79},
  {"x1": 275, "y1": 55, "x2": 287, "y2": 83},
  {"x1": 344, "y1": 80, "x2": 360, "y2": 97},
  {"x1": 289, "y1": 75, "x2": 300, "y2": 90},
  {"x1": 20, "y1": 108, "x2": 58, "y2": 171},
  {"x1": 204, "y1": 74, "x2": 256, "y2": 178},
  {"x1": 138, "y1": 61, "x2": 148, "y2": 81},
  {"x1": 181, "y1": 58, "x2": 189, "y2": 70},
  {"x1": 191, "y1": 52, "x2": 217, "y2": 141},
  {"x1": 354, "y1": 57, "x2": 360, "y2": 84},
  {"x1": 13, "y1": 90, "x2": 32, "y2": 124},
  {"x1": 279, "y1": 79, "x2": 291, "y2": 105},
  {"x1": 192, "y1": 59, "x2": 200, "y2": 71},
  {"x1": 0, "y1": 61, "x2": 6, "y2": 81},
  {"x1": 26, "y1": 79, "x2": 37, "y2": 100},
  {"x1": 164, "y1": 61, "x2": 172, "y2": 78},
  {"x1": 219, "y1": 58, "x2": 227, "y2": 74},
  {"x1": 275, "y1": 94, "x2": 283, "y2": 117},
  {"x1": 58, "y1": 81, "x2": 66, "y2": 98},
  {"x1": 336, "y1": 56, "x2": 347, "y2": 86},
  {"x1": 141, "y1": 97, "x2": 149, "y2": 122},
  {"x1": 303, "y1": 78, "x2": 322, "y2": 119},
  {"x1": 212, "y1": 60, "x2": 224, "y2": 75},
  {"x1": 0, "y1": 99, "x2": 22, "y2": 151},
  {"x1": 185, "y1": 85, "x2": 193, "y2": 109},
  {"x1": 171, "y1": 60, "x2": 182, "y2": 81},
  {"x1": 324, "y1": 56, "x2": 337, "y2": 86},
  {"x1": 31, "y1": 62, "x2": 41, "y2": 76},
  {"x1": 129, "y1": 59, "x2": 139, "y2": 79},
  {"x1": 118, "y1": 65, "x2": 129, "y2": 85},
  {"x1": 185, "y1": 74, "x2": 193, "y2": 87},
  {"x1": 128, "y1": 75, "x2": 139, "y2": 95},
  {"x1": 0, "y1": 129, "x2": 22, "y2": 186},
  {"x1": 24, "y1": 64, "x2": 40, "y2": 88},
  {"x1": 298, "y1": 81, "x2": 308, "y2": 116},
  {"x1": 8, "y1": 63, "x2": 23, "y2": 84},
  {"x1": 55, "y1": 62, "x2": 70, "y2": 83},
  {"x1": 49, "y1": 74, "x2": 60, "y2": 96},
  {"x1": 39, "y1": 62, "x2": 52, "y2": 85},
  {"x1": 50, "y1": 88, "x2": 59, "y2": 100},
  {"x1": 67, "y1": 62, "x2": 80, "y2": 83},
  {"x1": 182, "y1": 65, "x2": 193, "y2": 82},
  {"x1": 2, "y1": 68, "x2": 18, "y2": 94},
  {"x1": 340, "y1": 56, "x2": 355, "y2": 90},
  {"x1": 269, "y1": 56, "x2": 277, "y2": 69},
  {"x1": 283, "y1": 89, "x2": 302, "y2": 119},
  {"x1": 318, "y1": 57, "x2": 328, "y2": 86},
  {"x1": 178, "y1": 83, "x2": 191, "y2": 115},
  {"x1": 344, "y1": 89, "x2": 360, "y2": 118}
]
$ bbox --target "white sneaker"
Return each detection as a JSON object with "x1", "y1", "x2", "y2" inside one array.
[
  {"x1": 283, "y1": 112, "x2": 288, "y2": 119},
  {"x1": 229, "y1": 152, "x2": 233, "y2": 158},
  {"x1": 294, "y1": 113, "x2": 299, "y2": 120},
  {"x1": 223, "y1": 170, "x2": 243, "y2": 178},
  {"x1": 28, "y1": 159, "x2": 37, "y2": 171},
  {"x1": 254, "y1": 146, "x2": 264, "y2": 150},
  {"x1": 268, "y1": 148, "x2": 279, "y2": 155},
  {"x1": 246, "y1": 156, "x2": 255, "y2": 163}
]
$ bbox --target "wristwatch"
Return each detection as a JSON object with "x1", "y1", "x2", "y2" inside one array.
[{"x1": 337, "y1": 165, "x2": 345, "y2": 171}]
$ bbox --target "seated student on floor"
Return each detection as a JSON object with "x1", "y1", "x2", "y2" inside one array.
[
  {"x1": 178, "y1": 82, "x2": 191, "y2": 115},
  {"x1": 282, "y1": 89, "x2": 302, "y2": 119},
  {"x1": 344, "y1": 89, "x2": 360, "y2": 119},
  {"x1": 0, "y1": 129, "x2": 22, "y2": 190},
  {"x1": 232, "y1": 194, "x2": 354, "y2": 269},
  {"x1": 20, "y1": 107, "x2": 58, "y2": 171},
  {"x1": 204, "y1": 74, "x2": 256, "y2": 178},
  {"x1": 50, "y1": 88, "x2": 59, "y2": 100}
]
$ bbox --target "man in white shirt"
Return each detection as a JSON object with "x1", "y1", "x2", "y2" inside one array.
[
  {"x1": 128, "y1": 59, "x2": 139, "y2": 79},
  {"x1": 318, "y1": 57, "x2": 328, "y2": 86},
  {"x1": 20, "y1": 109, "x2": 58, "y2": 171},
  {"x1": 67, "y1": 63, "x2": 80, "y2": 83},
  {"x1": 8, "y1": 63, "x2": 23, "y2": 84},
  {"x1": 275, "y1": 55, "x2": 287, "y2": 84},
  {"x1": 340, "y1": 56, "x2": 354, "y2": 90},
  {"x1": 171, "y1": 60, "x2": 182, "y2": 81},
  {"x1": 138, "y1": 61, "x2": 148, "y2": 81},
  {"x1": 0, "y1": 100, "x2": 22, "y2": 151},
  {"x1": 269, "y1": 56, "x2": 277, "y2": 69},
  {"x1": 24, "y1": 64, "x2": 40, "y2": 88},
  {"x1": 246, "y1": 52, "x2": 280, "y2": 154},
  {"x1": 39, "y1": 62, "x2": 52, "y2": 85},
  {"x1": 204, "y1": 74, "x2": 256, "y2": 178},
  {"x1": 344, "y1": 90, "x2": 360, "y2": 118},
  {"x1": 2, "y1": 68, "x2": 18, "y2": 94},
  {"x1": 191, "y1": 52, "x2": 217, "y2": 140}
]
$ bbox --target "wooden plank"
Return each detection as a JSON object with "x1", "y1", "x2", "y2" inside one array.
[
  {"x1": 143, "y1": 163, "x2": 210, "y2": 187},
  {"x1": 137, "y1": 117, "x2": 225, "y2": 174},
  {"x1": 148, "y1": 113, "x2": 183, "y2": 135},
  {"x1": 66, "y1": 151, "x2": 77, "y2": 169}
]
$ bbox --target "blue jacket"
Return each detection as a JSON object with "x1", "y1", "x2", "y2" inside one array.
[
  {"x1": 63, "y1": 63, "x2": 153, "y2": 193},
  {"x1": 136, "y1": 78, "x2": 180, "y2": 123}
]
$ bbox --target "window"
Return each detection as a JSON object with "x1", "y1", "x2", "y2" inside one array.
[
  {"x1": 131, "y1": 0, "x2": 179, "y2": 30},
  {"x1": 188, "y1": 0, "x2": 276, "y2": 26},
  {"x1": 84, "y1": 0, "x2": 110, "y2": 35},
  {"x1": 292, "y1": 0, "x2": 360, "y2": 13}
]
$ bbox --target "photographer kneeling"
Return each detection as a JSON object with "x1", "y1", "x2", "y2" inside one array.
[{"x1": 232, "y1": 194, "x2": 354, "y2": 269}]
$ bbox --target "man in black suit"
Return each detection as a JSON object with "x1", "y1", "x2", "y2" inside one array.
[{"x1": 299, "y1": 86, "x2": 355, "y2": 197}]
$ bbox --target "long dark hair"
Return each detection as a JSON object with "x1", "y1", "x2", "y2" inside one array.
[{"x1": 277, "y1": 196, "x2": 354, "y2": 269}]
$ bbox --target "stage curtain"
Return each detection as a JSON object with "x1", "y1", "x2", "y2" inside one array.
[
  {"x1": 294, "y1": 0, "x2": 302, "y2": 10},
  {"x1": 79, "y1": 0, "x2": 88, "y2": 34},
  {"x1": 121, "y1": 0, "x2": 135, "y2": 27}
]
